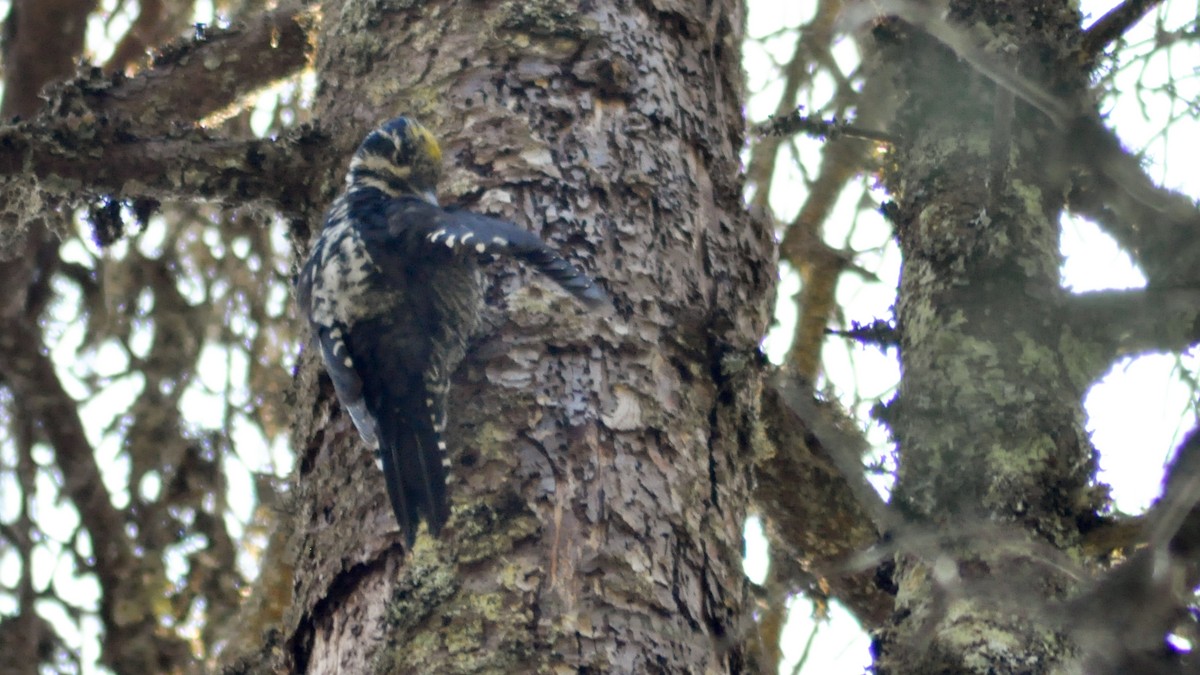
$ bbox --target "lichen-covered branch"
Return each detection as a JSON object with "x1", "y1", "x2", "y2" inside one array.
[
  {"x1": 90, "y1": 3, "x2": 315, "y2": 130},
  {"x1": 753, "y1": 108, "x2": 897, "y2": 145},
  {"x1": 859, "y1": 0, "x2": 1200, "y2": 289},
  {"x1": 0, "y1": 118, "x2": 331, "y2": 220}
]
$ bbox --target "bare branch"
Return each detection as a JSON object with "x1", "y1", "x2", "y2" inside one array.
[
  {"x1": 104, "y1": 0, "x2": 175, "y2": 74},
  {"x1": 1067, "y1": 288, "x2": 1200, "y2": 366},
  {"x1": 1062, "y1": 428, "x2": 1200, "y2": 673},
  {"x1": 1080, "y1": 0, "x2": 1164, "y2": 59},
  {"x1": 0, "y1": 318, "x2": 191, "y2": 671},
  {"x1": 1067, "y1": 169, "x2": 1200, "y2": 287},
  {"x1": 753, "y1": 107, "x2": 899, "y2": 145},
  {"x1": 0, "y1": 322, "x2": 127, "y2": 583},
  {"x1": 744, "y1": 29, "x2": 812, "y2": 213},
  {"x1": 12, "y1": 396, "x2": 40, "y2": 671},
  {"x1": 2, "y1": 0, "x2": 94, "y2": 118},
  {"x1": 773, "y1": 38, "x2": 899, "y2": 381},
  {"x1": 757, "y1": 372, "x2": 894, "y2": 627}
]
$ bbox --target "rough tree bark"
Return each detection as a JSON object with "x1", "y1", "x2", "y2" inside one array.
[
  {"x1": 858, "y1": 1, "x2": 1200, "y2": 672},
  {"x1": 18, "y1": 0, "x2": 1198, "y2": 671},
  {"x1": 268, "y1": 1, "x2": 774, "y2": 673},
  {"x1": 876, "y1": 4, "x2": 1096, "y2": 665},
  {"x1": 0, "y1": 0, "x2": 776, "y2": 670}
]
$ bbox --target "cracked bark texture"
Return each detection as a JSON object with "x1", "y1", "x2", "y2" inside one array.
[{"x1": 274, "y1": 1, "x2": 773, "y2": 673}]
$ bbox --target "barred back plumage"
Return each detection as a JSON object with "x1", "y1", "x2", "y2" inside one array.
[{"x1": 297, "y1": 116, "x2": 608, "y2": 545}]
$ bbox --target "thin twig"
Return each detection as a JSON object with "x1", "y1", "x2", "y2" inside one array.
[{"x1": 754, "y1": 107, "x2": 899, "y2": 144}]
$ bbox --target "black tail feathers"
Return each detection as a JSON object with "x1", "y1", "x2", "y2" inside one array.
[{"x1": 375, "y1": 381, "x2": 450, "y2": 546}]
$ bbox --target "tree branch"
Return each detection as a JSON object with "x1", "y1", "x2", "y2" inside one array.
[
  {"x1": 82, "y1": 3, "x2": 315, "y2": 130},
  {"x1": 104, "y1": 0, "x2": 175, "y2": 74},
  {"x1": 757, "y1": 372, "x2": 894, "y2": 628},
  {"x1": 773, "y1": 35, "x2": 898, "y2": 382},
  {"x1": 0, "y1": 318, "x2": 190, "y2": 671},
  {"x1": 1080, "y1": 0, "x2": 1163, "y2": 59},
  {"x1": 1066, "y1": 288, "x2": 1200, "y2": 366},
  {"x1": 852, "y1": 0, "x2": 1200, "y2": 288},
  {"x1": 1066, "y1": 168, "x2": 1200, "y2": 288},
  {"x1": 753, "y1": 108, "x2": 898, "y2": 145},
  {"x1": 1063, "y1": 427, "x2": 1200, "y2": 673},
  {"x1": 0, "y1": 118, "x2": 331, "y2": 220},
  {"x1": 2, "y1": 0, "x2": 96, "y2": 118}
]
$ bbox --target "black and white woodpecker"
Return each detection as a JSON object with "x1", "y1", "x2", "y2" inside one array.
[{"x1": 296, "y1": 116, "x2": 607, "y2": 546}]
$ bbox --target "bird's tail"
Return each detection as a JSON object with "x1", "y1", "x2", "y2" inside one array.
[{"x1": 374, "y1": 376, "x2": 450, "y2": 546}]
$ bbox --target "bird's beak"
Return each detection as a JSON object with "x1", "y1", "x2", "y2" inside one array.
[{"x1": 421, "y1": 189, "x2": 438, "y2": 206}]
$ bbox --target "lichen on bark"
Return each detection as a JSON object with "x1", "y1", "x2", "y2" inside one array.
[{"x1": 280, "y1": 1, "x2": 769, "y2": 673}]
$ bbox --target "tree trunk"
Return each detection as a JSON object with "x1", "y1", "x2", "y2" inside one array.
[
  {"x1": 275, "y1": 1, "x2": 773, "y2": 672},
  {"x1": 870, "y1": 1, "x2": 1105, "y2": 671}
]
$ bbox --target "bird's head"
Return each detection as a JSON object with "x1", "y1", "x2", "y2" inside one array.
[{"x1": 346, "y1": 116, "x2": 443, "y2": 204}]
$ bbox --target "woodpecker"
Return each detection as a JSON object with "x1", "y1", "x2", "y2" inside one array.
[{"x1": 296, "y1": 116, "x2": 607, "y2": 546}]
